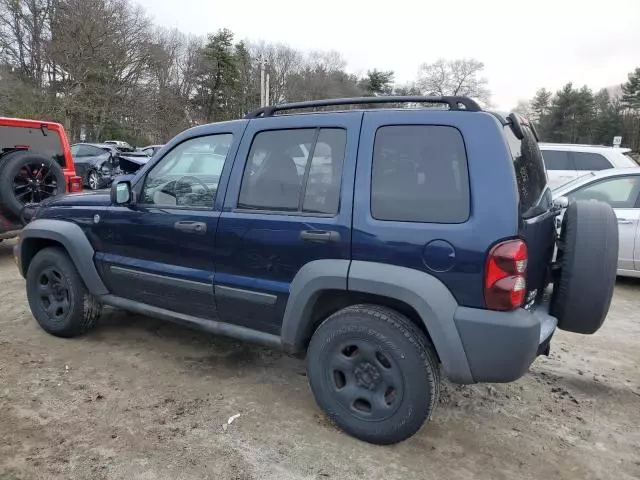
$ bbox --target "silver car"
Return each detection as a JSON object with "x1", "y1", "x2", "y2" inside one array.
[{"x1": 553, "y1": 167, "x2": 640, "y2": 277}]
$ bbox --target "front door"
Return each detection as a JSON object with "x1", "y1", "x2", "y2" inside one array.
[
  {"x1": 564, "y1": 174, "x2": 640, "y2": 271},
  {"x1": 96, "y1": 129, "x2": 242, "y2": 319},
  {"x1": 214, "y1": 113, "x2": 362, "y2": 334}
]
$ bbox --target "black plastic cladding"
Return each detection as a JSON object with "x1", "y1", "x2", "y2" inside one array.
[{"x1": 244, "y1": 96, "x2": 483, "y2": 118}]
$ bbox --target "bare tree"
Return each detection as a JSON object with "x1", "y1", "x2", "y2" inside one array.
[{"x1": 417, "y1": 58, "x2": 491, "y2": 105}]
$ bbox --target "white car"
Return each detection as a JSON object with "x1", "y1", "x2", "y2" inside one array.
[
  {"x1": 553, "y1": 167, "x2": 640, "y2": 277},
  {"x1": 540, "y1": 143, "x2": 636, "y2": 189}
]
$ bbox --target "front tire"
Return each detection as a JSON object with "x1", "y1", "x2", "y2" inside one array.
[
  {"x1": 26, "y1": 247, "x2": 102, "y2": 337},
  {"x1": 307, "y1": 305, "x2": 440, "y2": 444}
]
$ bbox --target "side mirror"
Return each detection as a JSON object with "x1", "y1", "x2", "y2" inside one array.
[
  {"x1": 111, "y1": 180, "x2": 132, "y2": 205},
  {"x1": 553, "y1": 196, "x2": 569, "y2": 210}
]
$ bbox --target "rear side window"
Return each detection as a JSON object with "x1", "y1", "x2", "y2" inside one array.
[
  {"x1": 572, "y1": 152, "x2": 611, "y2": 171},
  {"x1": 238, "y1": 128, "x2": 346, "y2": 215},
  {"x1": 0, "y1": 125, "x2": 65, "y2": 165},
  {"x1": 504, "y1": 126, "x2": 550, "y2": 218},
  {"x1": 371, "y1": 125, "x2": 470, "y2": 223},
  {"x1": 542, "y1": 150, "x2": 573, "y2": 170}
]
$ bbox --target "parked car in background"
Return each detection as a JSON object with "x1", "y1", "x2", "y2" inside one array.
[
  {"x1": 72, "y1": 142, "x2": 155, "y2": 190},
  {"x1": 553, "y1": 167, "x2": 640, "y2": 277},
  {"x1": 14, "y1": 97, "x2": 619, "y2": 444},
  {"x1": 0, "y1": 117, "x2": 81, "y2": 240},
  {"x1": 71, "y1": 143, "x2": 119, "y2": 190},
  {"x1": 540, "y1": 143, "x2": 636, "y2": 189},
  {"x1": 104, "y1": 140, "x2": 134, "y2": 152},
  {"x1": 138, "y1": 145, "x2": 164, "y2": 157}
]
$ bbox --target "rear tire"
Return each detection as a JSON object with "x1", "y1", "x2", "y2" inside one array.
[
  {"x1": 26, "y1": 247, "x2": 102, "y2": 337},
  {"x1": 550, "y1": 200, "x2": 618, "y2": 334},
  {"x1": 87, "y1": 169, "x2": 99, "y2": 190},
  {"x1": 307, "y1": 304, "x2": 440, "y2": 444}
]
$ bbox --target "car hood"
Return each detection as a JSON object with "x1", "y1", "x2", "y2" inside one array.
[{"x1": 45, "y1": 191, "x2": 111, "y2": 207}]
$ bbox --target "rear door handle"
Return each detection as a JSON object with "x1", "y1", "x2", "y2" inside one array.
[
  {"x1": 300, "y1": 230, "x2": 341, "y2": 244},
  {"x1": 174, "y1": 221, "x2": 207, "y2": 234}
]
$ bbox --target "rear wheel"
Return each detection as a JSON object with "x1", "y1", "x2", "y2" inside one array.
[
  {"x1": 551, "y1": 200, "x2": 618, "y2": 334},
  {"x1": 307, "y1": 304, "x2": 440, "y2": 444},
  {"x1": 26, "y1": 247, "x2": 102, "y2": 337},
  {"x1": 87, "y1": 170, "x2": 99, "y2": 190}
]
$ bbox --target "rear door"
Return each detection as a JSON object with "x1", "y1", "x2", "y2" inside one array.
[
  {"x1": 214, "y1": 113, "x2": 360, "y2": 334},
  {"x1": 541, "y1": 149, "x2": 577, "y2": 189}
]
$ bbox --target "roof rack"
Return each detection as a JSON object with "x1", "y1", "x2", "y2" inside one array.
[{"x1": 244, "y1": 96, "x2": 482, "y2": 118}]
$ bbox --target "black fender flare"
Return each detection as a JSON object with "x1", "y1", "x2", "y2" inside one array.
[
  {"x1": 280, "y1": 259, "x2": 473, "y2": 384},
  {"x1": 18, "y1": 219, "x2": 109, "y2": 296}
]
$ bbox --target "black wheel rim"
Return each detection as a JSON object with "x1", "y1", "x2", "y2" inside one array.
[
  {"x1": 89, "y1": 171, "x2": 98, "y2": 190},
  {"x1": 37, "y1": 267, "x2": 71, "y2": 321},
  {"x1": 327, "y1": 340, "x2": 404, "y2": 421},
  {"x1": 13, "y1": 162, "x2": 59, "y2": 205}
]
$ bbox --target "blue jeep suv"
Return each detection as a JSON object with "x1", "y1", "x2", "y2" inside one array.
[{"x1": 14, "y1": 96, "x2": 619, "y2": 444}]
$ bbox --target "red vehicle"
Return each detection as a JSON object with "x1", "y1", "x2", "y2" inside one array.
[{"x1": 0, "y1": 117, "x2": 82, "y2": 240}]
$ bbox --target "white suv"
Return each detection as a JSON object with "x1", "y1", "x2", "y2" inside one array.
[{"x1": 540, "y1": 143, "x2": 637, "y2": 189}]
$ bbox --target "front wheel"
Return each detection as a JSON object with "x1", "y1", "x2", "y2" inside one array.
[
  {"x1": 26, "y1": 247, "x2": 102, "y2": 337},
  {"x1": 307, "y1": 305, "x2": 440, "y2": 444}
]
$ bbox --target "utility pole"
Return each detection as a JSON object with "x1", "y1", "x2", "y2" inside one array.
[
  {"x1": 260, "y1": 58, "x2": 270, "y2": 107},
  {"x1": 260, "y1": 60, "x2": 265, "y2": 107}
]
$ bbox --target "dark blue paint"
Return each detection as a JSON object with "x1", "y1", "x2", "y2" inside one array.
[{"x1": 33, "y1": 106, "x2": 550, "y2": 333}]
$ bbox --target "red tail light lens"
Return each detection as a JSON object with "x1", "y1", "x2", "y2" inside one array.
[
  {"x1": 484, "y1": 239, "x2": 528, "y2": 311},
  {"x1": 68, "y1": 176, "x2": 83, "y2": 193}
]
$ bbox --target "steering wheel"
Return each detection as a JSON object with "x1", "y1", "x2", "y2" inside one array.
[{"x1": 174, "y1": 175, "x2": 211, "y2": 206}]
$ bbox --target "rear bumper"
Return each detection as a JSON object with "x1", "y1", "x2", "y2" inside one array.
[{"x1": 453, "y1": 301, "x2": 557, "y2": 383}]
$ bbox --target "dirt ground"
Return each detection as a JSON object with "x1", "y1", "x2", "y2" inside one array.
[{"x1": 0, "y1": 240, "x2": 639, "y2": 480}]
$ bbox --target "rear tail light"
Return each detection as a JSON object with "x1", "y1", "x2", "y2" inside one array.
[
  {"x1": 68, "y1": 176, "x2": 83, "y2": 193},
  {"x1": 484, "y1": 239, "x2": 528, "y2": 311}
]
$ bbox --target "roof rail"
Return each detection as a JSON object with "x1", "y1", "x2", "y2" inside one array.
[{"x1": 244, "y1": 96, "x2": 482, "y2": 118}]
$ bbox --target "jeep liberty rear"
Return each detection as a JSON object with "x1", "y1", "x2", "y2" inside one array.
[{"x1": 14, "y1": 96, "x2": 619, "y2": 445}]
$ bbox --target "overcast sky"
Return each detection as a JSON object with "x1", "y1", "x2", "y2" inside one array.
[{"x1": 135, "y1": 0, "x2": 640, "y2": 110}]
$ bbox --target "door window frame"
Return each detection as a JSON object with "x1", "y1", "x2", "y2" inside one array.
[
  {"x1": 137, "y1": 133, "x2": 235, "y2": 211},
  {"x1": 234, "y1": 127, "x2": 348, "y2": 218}
]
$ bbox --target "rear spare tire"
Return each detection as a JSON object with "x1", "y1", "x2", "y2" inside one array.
[
  {"x1": 550, "y1": 200, "x2": 618, "y2": 334},
  {"x1": 0, "y1": 151, "x2": 65, "y2": 219}
]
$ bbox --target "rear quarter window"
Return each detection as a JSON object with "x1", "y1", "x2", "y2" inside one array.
[
  {"x1": 0, "y1": 125, "x2": 65, "y2": 166},
  {"x1": 503, "y1": 126, "x2": 551, "y2": 218},
  {"x1": 371, "y1": 125, "x2": 470, "y2": 223},
  {"x1": 572, "y1": 152, "x2": 611, "y2": 171}
]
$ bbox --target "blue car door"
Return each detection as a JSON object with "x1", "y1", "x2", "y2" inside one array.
[
  {"x1": 214, "y1": 112, "x2": 362, "y2": 334},
  {"x1": 95, "y1": 123, "x2": 245, "y2": 320}
]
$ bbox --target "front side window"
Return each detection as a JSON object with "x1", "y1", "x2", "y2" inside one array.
[
  {"x1": 141, "y1": 134, "x2": 232, "y2": 208},
  {"x1": 568, "y1": 176, "x2": 640, "y2": 209},
  {"x1": 238, "y1": 128, "x2": 346, "y2": 214},
  {"x1": 371, "y1": 125, "x2": 470, "y2": 223}
]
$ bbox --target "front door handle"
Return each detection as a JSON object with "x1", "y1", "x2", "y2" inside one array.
[
  {"x1": 300, "y1": 230, "x2": 341, "y2": 244},
  {"x1": 174, "y1": 221, "x2": 207, "y2": 234},
  {"x1": 617, "y1": 218, "x2": 633, "y2": 225}
]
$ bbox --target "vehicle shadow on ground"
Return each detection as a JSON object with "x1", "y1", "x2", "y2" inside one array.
[{"x1": 87, "y1": 307, "x2": 300, "y2": 375}]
